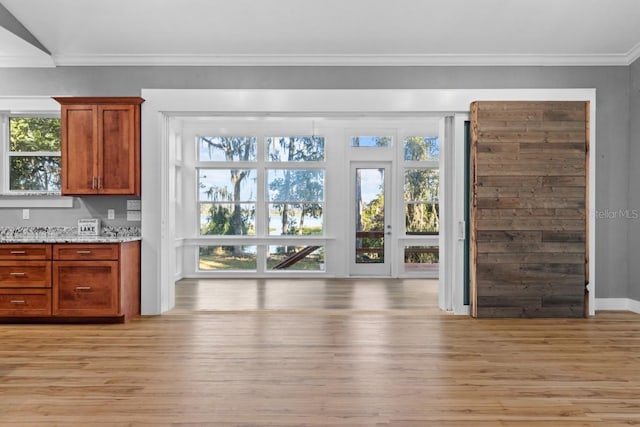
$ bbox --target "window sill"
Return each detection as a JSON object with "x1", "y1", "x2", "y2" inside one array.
[{"x1": 0, "y1": 194, "x2": 75, "y2": 208}]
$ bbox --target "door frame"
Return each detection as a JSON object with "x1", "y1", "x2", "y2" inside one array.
[{"x1": 141, "y1": 89, "x2": 596, "y2": 315}]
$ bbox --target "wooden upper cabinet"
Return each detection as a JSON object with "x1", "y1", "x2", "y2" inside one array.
[{"x1": 54, "y1": 97, "x2": 144, "y2": 196}]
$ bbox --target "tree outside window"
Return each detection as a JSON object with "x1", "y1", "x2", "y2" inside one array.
[{"x1": 8, "y1": 117, "x2": 61, "y2": 192}]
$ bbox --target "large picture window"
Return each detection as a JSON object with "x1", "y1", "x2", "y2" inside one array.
[{"x1": 195, "y1": 133, "x2": 326, "y2": 272}]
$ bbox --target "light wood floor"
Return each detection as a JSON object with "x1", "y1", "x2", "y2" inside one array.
[
  {"x1": 1, "y1": 279, "x2": 640, "y2": 426},
  {"x1": 173, "y1": 278, "x2": 441, "y2": 312}
]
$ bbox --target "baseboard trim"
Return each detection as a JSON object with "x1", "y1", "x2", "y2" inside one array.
[{"x1": 595, "y1": 298, "x2": 640, "y2": 314}]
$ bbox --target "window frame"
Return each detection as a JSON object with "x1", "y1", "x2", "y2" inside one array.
[
  {"x1": 0, "y1": 99, "x2": 73, "y2": 208},
  {"x1": 3, "y1": 113, "x2": 62, "y2": 194}
]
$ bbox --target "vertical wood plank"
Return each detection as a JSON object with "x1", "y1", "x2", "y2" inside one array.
[
  {"x1": 584, "y1": 102, "x2": 590, "y2": 317},
  {"x1": 470, "y1": 102, "x2": 479, "y2": 318}
]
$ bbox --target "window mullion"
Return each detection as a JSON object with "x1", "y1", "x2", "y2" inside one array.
[{"x1": 8, "y1": 151, "x2": 60, "y2": 157}]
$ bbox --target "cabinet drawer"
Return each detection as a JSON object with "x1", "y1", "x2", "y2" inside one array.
[
  {"x1": 0, "y1": 261, "x2": 51, "y2": 288},
  {"x1": 0, "y1": 244, "x2": 51, "y2": 260},
  {"x1": 53, "y1": 244, "x2": 119, "y2": 261},
  {"x1": 53, "y1": 261, "x2": 119, "y2": 316},
  {"x1": 0, "y1": 289, "x2": 51, "y2": 316}
]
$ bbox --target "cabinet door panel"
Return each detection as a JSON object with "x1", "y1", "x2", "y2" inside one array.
[
  {"x1": 53, "y1": 261, "x2": 119, "y2": 316},
  {"x1": 61, "y1": 105, "x2": 98, "y2": 195},
  {"x1": 98, "y1": 105, "x2": 137, "y2": 194}
]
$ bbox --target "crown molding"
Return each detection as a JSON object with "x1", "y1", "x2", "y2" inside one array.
[
  {"x1": 51, "y1": 53, "x2": 633, "y2": 67},
  {"x1": 626, "y1": 41, "x2": 640, "y2": 66},
  {"x1": 0, "y1": 55, "x2": 54, "y2": 67},
  {"x1": 2, "y1": 50, "x2": 639, "y2": 68}
]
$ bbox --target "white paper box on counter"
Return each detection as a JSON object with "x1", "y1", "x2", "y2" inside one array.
[{"x1": 78, "y1": 219, "x2": 100, "y2": 236}]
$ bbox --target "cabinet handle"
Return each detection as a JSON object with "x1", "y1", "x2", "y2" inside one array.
[
  {"x1": 75, "y1": 286, "x2": 92, "y2": 291},
  {"x1": 92, "y1": 176, "x2": 96, "y2": 190},
  {"x1": 10, "y1": 300, "x2": 26, "y2": 304},
  {"x1": 10, "y1": 272, "x2": 26, "y2": 276},
  {"x1": 10, "y1": 250, "x2": 26, "y2": 254},
  {"x1": 98, "y1": 176, "x2": 102, "y2": 189},
  {"x1": 76, "y1": 250, "x2": 92, "y2": 254}
]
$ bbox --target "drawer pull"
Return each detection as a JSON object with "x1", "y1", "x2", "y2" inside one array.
[
  {"x1": 10, "y1": 272, "x2": 26, "y2": 276},
  {"x1": 76, "y1": 250, "x2": 92, "y2": 254},
  {"x1": 75, "y1": 286, "x2": 92, "y2": 291},
  {"x1": 10, "y1": 250, "x2": 26, "y2": 254},
  {"x1": 10, "y1": 300, "x2": 26, "y2": 304}
]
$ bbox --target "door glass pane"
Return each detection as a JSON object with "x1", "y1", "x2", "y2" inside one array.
[{"x1": 355, "y1": 168, "x2": 385, "y2": 263}]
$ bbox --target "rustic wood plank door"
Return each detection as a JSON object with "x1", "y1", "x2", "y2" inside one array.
[{"x1": 470, "y1": 101, "x2": 589, "y2": 318}]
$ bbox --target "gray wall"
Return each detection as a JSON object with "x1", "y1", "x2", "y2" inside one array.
[
  {"x1": 0, "y1": 65, "x2": 631, "y2": 299},
  {"x1": 0, "y1": 196, "x2": 139, "y2": 229},
  {"x1": 629, "y1": 59, "x2": 640, "y2": 301}
]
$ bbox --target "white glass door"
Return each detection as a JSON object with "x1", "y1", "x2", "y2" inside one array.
[{"x1": 350, "y1": 162, "x2": 392, "y2": 276}]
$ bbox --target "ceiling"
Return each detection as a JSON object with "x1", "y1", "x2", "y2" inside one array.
[{"x1": 1, "y1": 0, "x2": 640, "y2": 67}]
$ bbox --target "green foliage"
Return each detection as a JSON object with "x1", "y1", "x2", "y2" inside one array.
[
  {"x1": 267, "y1": 136, "x2": 324, "y2": 161},
  {"x1": 199, "y1": 246, "x2": 257, "y2": 270},
  {"x1": 404, "y1": 169, "x2": 440, "y2": 234},
  {"x1": 268, "y1": 138, "x2": 325, "y2": 235},
  {"x1": 404, "y1": 136, "x2": 439, "y2": 161},
  {"x1": 201, "y1": 204, "x2": 254, "y2": 236},
  {"x1": 404, "y1": 247, "x2": 439, "y2": 264},
  {"x1": 10, "y1": 117, "x2": 61, "y2": 152},
  {"x1": 360, "y1": 194, "x2": 385, "y2": 232},
  {"x1": 8, "y1": 117, "x2": 61, "y2": 191},
  {"x1": 199, "y1": 136, "x2": 256, "y2": 161}
]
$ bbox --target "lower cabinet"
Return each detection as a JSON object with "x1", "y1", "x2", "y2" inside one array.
[{"x1": 0, "y1": 241, "x2": 140, "y2": 322}]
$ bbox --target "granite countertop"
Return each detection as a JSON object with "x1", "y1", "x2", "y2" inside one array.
[{"x1": 0, "y1": 226, "x2": 141, "y2": 244}]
